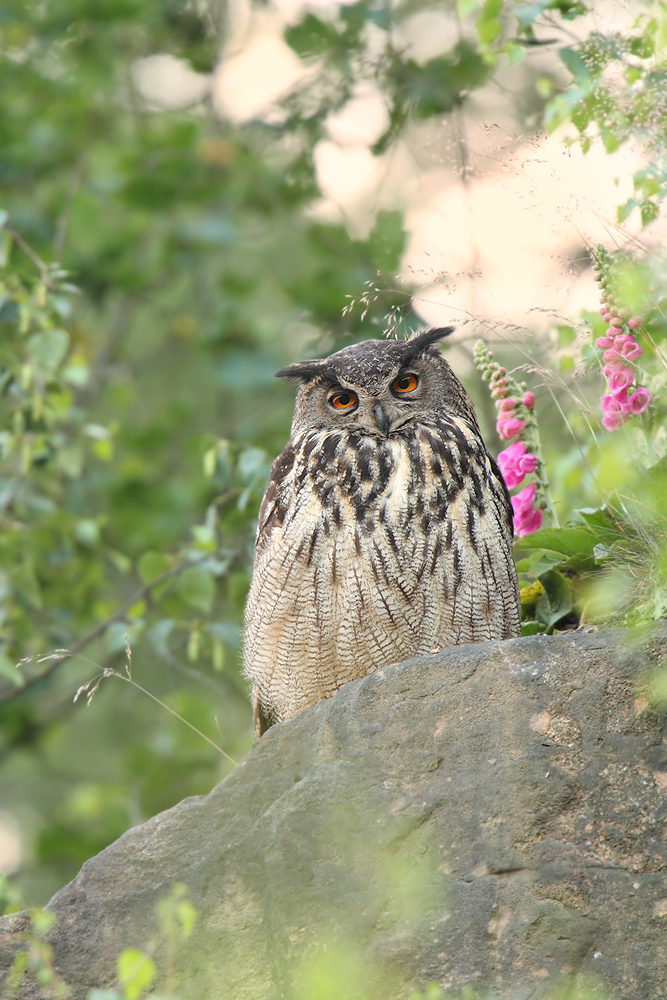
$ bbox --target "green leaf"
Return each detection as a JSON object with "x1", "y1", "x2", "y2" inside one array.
[
  {"x1": 504, "y1": 40, "x2": 526, "y2": 65},
  {"x1": 575, "y1": 506, "x2": 623, "y2": 544},
  {"x1": 457, "y1": 0, "x2": 481, "y2": 15},
  {"x1": 285, "y1": 14, "x2": 340, "y2": 57},
  {"x1": 514, "y1": 2, "x2": 550, "y2": 29},
  {"x1": 26, "y1": 329, "x2": 70, "y2": 379},
  {"x1": 117, "y1": 949, "x2": 156, "y2": 1000},
  {"x1": 536, "y1": 570, "x2": 573, "y2": 630},
  {"x1": 0, "y1": 652, "x2": 23, "y2": 687},
  {"x1": 520, "y1": 620, "x2": 542, "y2": 636},
  {"x1": 477, "y1": 16, "x2": 501, "y2": 44},
  {"x1": 514, "y1": 525, "x2": 597, "y2": 559},
  {"x1": 150, "y1": 619, "x2": 174, "y2": 657},
  {"x1": 138, "y1": 552, "x2": 171, "y2": 585},
  {"x1": 559, "y1": 46, "x2": 591, "y2": 81},
  {"x1": 177, "y1": 567, "x2": 215, "y2": 614}
]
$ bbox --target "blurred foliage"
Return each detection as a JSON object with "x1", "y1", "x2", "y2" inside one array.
[{"x1": 1, "y1": 0, "x2": 667, "y2": 920}]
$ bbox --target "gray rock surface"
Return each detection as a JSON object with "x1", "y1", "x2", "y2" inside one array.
[{"x1": 2, "y1": 627, "x2": 667, "y2": 999}]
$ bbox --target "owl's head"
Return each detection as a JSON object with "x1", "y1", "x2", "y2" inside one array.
[{"x1": 276, "y1": 328, "x2": 479, "y2": 437}]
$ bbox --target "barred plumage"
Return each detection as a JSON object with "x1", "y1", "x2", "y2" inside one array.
[{"x1": 244, "y1": 329, "x2": 520, "y2": 736}]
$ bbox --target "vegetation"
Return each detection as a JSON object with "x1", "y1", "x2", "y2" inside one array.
[{"x1": 1, "y1": 0, "x2": 667, "y2": 949}]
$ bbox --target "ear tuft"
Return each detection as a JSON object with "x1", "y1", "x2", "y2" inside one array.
[
  {"x1": 274, "y1": 359, "x2": 328, "y2": 382},
  {"x1": 400, "y1": 327, "x2": 454, "y2": 367}
]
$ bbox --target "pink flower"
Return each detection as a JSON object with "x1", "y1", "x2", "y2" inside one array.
[
  {"x1": 511, "y1": 483, "x2": 543, "y2": 536},
  {"x1": 522, "y1": 392, "x2": 535, "y2": 409},
  {"x1": 613, "y1": 333, "x2": 634, "y2": 347},
  {"x1": 601, "y1": 410, "x2": 625, "y2": 431},
  {"x1": 600, "y1": 394, "x2": 621, "y2": 415},
  {"x1": 497, "y1": 441, "x2": 538, "y2": 489},
  {"x1": 628, "y1": 387, "x2": 651, "y2": 414},
  {"x1": 608, "y1": 369, "x2": 634, "y2": 398},
  {"x1": 620, "y1": 340, "x2": 642, "y2": 361},
  {"x1": 602, "y1": 348, "x2": 622, "y2": 364},
  {"x1": 595, "y1": 336, "x2": 614, "y2": 349},
  {"x1": 600, "y1": 393, "x2": 636, "y2": 430},
  {"x1": 497, "y1": 398, "x2": 517, "y2": 411},
  {"x1": 496, "y1": 417, "x2": 526, "y2": 441},
  {"x1": 628, "y1": 317, "x2": 643, "y2": 330},
  {"x1": 602, "y1": 362, "x2": 627, "y2": 376},
  {"x1": 607, "y1": 366, "x2": 634, "y2": 388}
]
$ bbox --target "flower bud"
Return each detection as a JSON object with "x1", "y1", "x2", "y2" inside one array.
[{"x1": 522, "y1": 391, "x2": 535, "y2": 409}]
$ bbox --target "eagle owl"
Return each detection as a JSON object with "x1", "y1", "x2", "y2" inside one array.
[{"x1": 244, "y1": 328, "x2": 520, "y2": 737}]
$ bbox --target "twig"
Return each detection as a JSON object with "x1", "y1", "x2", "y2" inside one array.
[
  {"x1": 160, "y1": 647, "x2": 229, "y2": 695},
  {"x1": 4, "y1": 225, "x2": 49, "y2": 279}
]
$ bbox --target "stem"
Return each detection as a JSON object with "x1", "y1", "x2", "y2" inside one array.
[
  {"x1": 528, "y1": 419, "x2": 559, "y2": 528},
  {"x1": 113, "y1": 674, "x2": 237, "y2": 767}
]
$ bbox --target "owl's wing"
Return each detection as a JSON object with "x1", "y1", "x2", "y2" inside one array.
[
  {"x1": 487, "y1": 453, "x2": 514, "y2": 537},
  {"x1": 255, "y1": 443, "x2": 296, "y2": 554}
]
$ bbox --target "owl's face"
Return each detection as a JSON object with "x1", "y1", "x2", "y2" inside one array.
[{"x1": 276, "y1": 328, "x2": 479, "y2": 437}]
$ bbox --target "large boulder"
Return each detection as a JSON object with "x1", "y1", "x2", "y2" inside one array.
[{"x1": 2, "y1": 627, "x2": 667, "y2": 999}]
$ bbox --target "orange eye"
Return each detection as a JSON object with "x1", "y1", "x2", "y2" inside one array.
[
  {"x1": 330, "y1": 390, "x2": 358, "y2": 410},
  {"x1": 392, "y1": 373, "x2": 419, "y2": 393}
]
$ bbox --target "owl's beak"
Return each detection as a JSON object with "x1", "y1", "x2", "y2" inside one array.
[{"x1": 373, "y1": 402, "x2": 391, "y2": 436}]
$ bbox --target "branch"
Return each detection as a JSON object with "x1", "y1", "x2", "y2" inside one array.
[
  {"x1": 5, "y1": 225, "x2": 49, "y2": 278},
  {"x1": 0, "y1": 551, "x2": 237, "y2": 705}
]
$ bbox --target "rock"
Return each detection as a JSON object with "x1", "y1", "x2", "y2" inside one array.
[{"x1": 2, "y1": 626, "x2": 667, "y2": 999}]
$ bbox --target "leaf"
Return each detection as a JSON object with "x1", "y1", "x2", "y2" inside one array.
[
  {"x1": 26, "y1": 329, "x2": 70, "y2": 379},
  {"x1": 150, "y1": 619, "x2": 175, "y2": 657},
  {"x1": 138, "y1": 552, "x2": 171, "y2": 585},
  {"x1": 208, "y1": 620, "x2": 240, "y2": 648},
  {"x1": 476, "y1": 0, "x2": 502, "y2": 44},
  {"x1": 520, "y1": 621, "x2": 542, "y2": 636},
  {"x1": 177, "y1": 567, "x2": 215, "y2": 614},
  {"x1": 559, "y1": 46, "x2": 591, "y2": 81},
  {"x1": 117, "y1": 949, "x2": 156, "y2": 1000},
  {"x1": 514, "y1": 525, "x2": 597, "y2": 559},
  {"x1": 536, "y1": 570, "x2": 573, "y2": 630},
  {"x1": 285, "y1": 14, "x2": 340, "y2": 57},
  {"x1": 514, "y1": 2, "x2": 550, "y2": 29},
  {"x1": 504, "y1": 40, "x2": 526, "y2": 65},
  {"x1": 0, "y1": 652, "x2": 23, "y2": 687}
]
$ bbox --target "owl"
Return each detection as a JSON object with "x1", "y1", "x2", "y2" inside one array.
[{"x1": 244, "y1": 328, "x2": 520, "y2": 737}]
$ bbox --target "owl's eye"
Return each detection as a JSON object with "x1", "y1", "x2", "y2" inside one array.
[
  {"x1": 329, "y1": 390, "x2": 358, "y2": 410},
  {"x1": 392, "y1": 373, "x2": 419, "y2": 394}
]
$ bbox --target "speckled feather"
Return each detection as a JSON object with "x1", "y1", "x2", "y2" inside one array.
[{"x1": 244, "y1": 330, "x2": 520, "y2": 736}]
